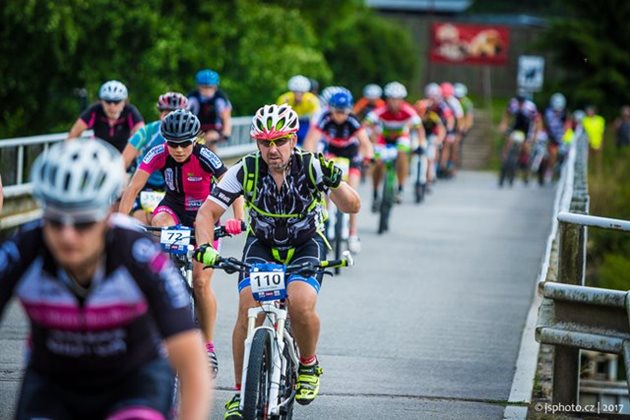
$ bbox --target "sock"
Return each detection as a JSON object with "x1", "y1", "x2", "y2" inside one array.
[
  {"x1": 205, "y1": 342, "x2": 215, "y2": 353},
  {"x1": 398, "y1": 185, "x2": 403, "y2": 192},
  {"x1": 300, "y1": 355, "x2": 317, "y2": 366},
  {"x1": 234, "y1": 383, "x2": 241, "y2": 392},
  {"x1": 373, "y1": 189, "x2": 378, "y2": 200}
]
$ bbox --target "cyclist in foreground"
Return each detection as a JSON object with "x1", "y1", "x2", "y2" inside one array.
[
  {"x1": 194, "y1": 104, "x2": 361, "y2": 419},
  {"x1": 67, "y1": 80, "x2": 144, "y2": 152},
  {"x1": 119, "y1": 109, "x2": 244, "y2": 378},
  {"x1": 0, "y1": 139, "x2": 210, "y2": 419},
  {"x1": 303, "y1": 90, "x2": 373, "y2": 253},
  {"x1": 121, "y1": 91, "x2": 189, "y2": 224},
  {"x1": 365, "y1": 81, "x2": 425, "y2": 206}
]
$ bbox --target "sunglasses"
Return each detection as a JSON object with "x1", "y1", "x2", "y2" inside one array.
[
  {"x1": 104, "y1": 100, "x2": 122, "y2": 105},
  {"x1": 45, "y1": 219, "x2": 99, "y2": 232},
  {"x1": 258, "y1": 136, "x2": 292, "y2": 148},
  {"x1": 332, "y1": 108, "x2": 351, "y2": 114},
  {"x1": 166, "y1": 140, "x2": 194, "y2": 149}
]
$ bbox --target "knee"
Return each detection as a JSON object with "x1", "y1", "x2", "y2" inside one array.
[
  {"x1": 192, "y1": 268, "x2": 211, "y2": 290},
  {"x1": 288, "y1": 296, "x2": 317, "y2": 323}
]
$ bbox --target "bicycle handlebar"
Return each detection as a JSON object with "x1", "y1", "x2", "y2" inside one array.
[
  {"x1": 208, "y1": 251, "x2": 354, "y2": 277},
  {"x1": 142, "y1": 220, "x2": 247, "y2": 240}
]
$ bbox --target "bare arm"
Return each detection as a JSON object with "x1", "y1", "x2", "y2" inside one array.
[
  {"x1": 119, "y1": 170, "x2": 150, "y2": 215},
  {"x1": 195, "y1": 199, "x2": 227, "y2": 246},
  {"x1": 231, "y1": 196, "x2": 245, "y2": 221},
  {"x1": 221, "y1": 108, "x2": 232, "y2": 137},
  {"x1": 329, "y1": 182, "x2": 361, "y2": 214},
  {"x1": 165, "y1": 330, "x2": 211, "y2": 420},
  {"x1": 67, "y1": 118, "x2": 88, "y2": 140},
  {"x1": 356, "y1": 129, "x2": 374, "y2": 160},
  {"x1": 121, "y1": 143, "x2": 139, "y2": 170},
  {"x1": 302, "y1": 125, "x2": 320, "y2": 153},
  {"x1": 498, "y1": 111, "x2": 511, "y2": 133}
]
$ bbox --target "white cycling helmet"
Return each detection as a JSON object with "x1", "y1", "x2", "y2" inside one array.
[
  {"x1": 320, "y1": 86, "x2": 352, "y2": 105},
  {"x1": 99, "y1": 80, "x2": 128, "y2": 101},
  {"x1": 288, "y1": 75, "x2": 311, "y2": 93},
  {"x1": 363, "y1": 84, "x2": 382, "y2": 100},
  {"x1": 425, "y1": 83, "x2": 441, "y2": 99},
  {"x1": 550, "y1": 93, "x2": 566, "y2": 111},
  {"x1": 384, "y1": 82, "x2": 407, "y2": 99},
  {"x1": 31, "y1": 139, "x2": 125, "y2": 223},
  {"x1": 454, "y1": 83, "x2": 468, "y2": 98},
  {"x1": 250, "y1": 104, "x2": 300, "y2": 140}
]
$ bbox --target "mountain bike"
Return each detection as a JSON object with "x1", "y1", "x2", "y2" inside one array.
[
  {"x1": 499, "y1": 130, "x2": 526, "y2": 187},
  {"x1": 374, "y1": 144, "x2": 398, "y2": 234},
  {"x1": 207, "y1": 252, "x2": 353, "y2": 419},
  {"x1": 529, "y1": 132, "x2": 549, "y2": 186}
]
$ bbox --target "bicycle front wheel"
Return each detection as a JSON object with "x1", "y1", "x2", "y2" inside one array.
[
  {"x1": 378, "y1": 163, "x2": 396, "y2": 234},
  {"x1": 243, "y1": 329, "x2": 274, "y2": 420}
]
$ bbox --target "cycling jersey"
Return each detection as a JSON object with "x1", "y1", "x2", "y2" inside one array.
[
  {"x1": 313, "y1": 111, "x2": 363, "y2": 149},
  {"x1": 79, "y1": 103, "x2": 144, "y2": 152},
  {"x1": 506, "y1": 98, "x2": 538, "y2": 135},
  {"x1": 353, "y1": 98, "x2": 385, "y2": 121},
  {"x1": 208, "y1": 151, "x2": 327, "y2": 249},
  {"x1": 139, "y1": 143, "x2": 227, "y2": 212},
  {"x1": 0, "y1": 215, "x2": 194, "y2": 389},
  {"x1": 187, "y1": 89, "x2": 232, "y2": 132},
  {"x1": 365, "y1": 102, "x2": 421, "y2": 141},
  {"x1": 543, "y1": 107, "x2": 568, "y2": 145},
  {"x1": 459, "y1": 96, "x2": 474, "y2": 117},
  {"x1": 276, "y1": 92, "x2": 320, "y2": 119},
  {"x1": 430, "y1": 100, "x2": 454, "y2": 130},
  {"x1": 444, "y1": 97, "x2": 464, "y2": 120},
  {"x1": 128, "y1": 120, "x2": 165, "y2": 188}
]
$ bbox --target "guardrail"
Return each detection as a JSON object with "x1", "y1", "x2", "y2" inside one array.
[
  {"x1": 0, "y1": 116, "x2": 255, "y2": 198},
  {"x1": 534, "y1": 129, "x2": 630, "y2": 408}
]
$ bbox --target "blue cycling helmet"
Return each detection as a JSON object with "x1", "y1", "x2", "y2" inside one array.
[
  {"x1": 329, "y1": 91, "x2": 354, "y2": 110},
  {"x1": 195, "y1": 69, "x2": 220, "y2": 86}
]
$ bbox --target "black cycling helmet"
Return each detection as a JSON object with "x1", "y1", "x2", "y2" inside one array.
[{"x1": 160, "y1": 109, "x2": 201, "y2": 142}]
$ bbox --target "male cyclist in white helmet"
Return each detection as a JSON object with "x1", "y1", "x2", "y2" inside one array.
[
  {"x1": 194, "y1": 104, "x2": 361, "y2": 418},
  {"x1": 0, "y1": 139, "x2": 210, "y2": 419}
]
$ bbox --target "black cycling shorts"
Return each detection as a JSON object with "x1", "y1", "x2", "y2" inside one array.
[
  {"x1": 154, "y1": 196, "x2": 198, "y2": 227},
  {"x1": 237, "y1": 235, "x2": 326, "y2": 294},
  {"x1": 16, "y1": 357, "x2": 175, "y2": 420},
  {"x1": 327, "y1": 143, "x2": 361, "y2": 170}
]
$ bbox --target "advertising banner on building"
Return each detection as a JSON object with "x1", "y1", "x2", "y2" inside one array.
[{"x1": 429, "y1": 22, "x2": 510, "y2": 65}]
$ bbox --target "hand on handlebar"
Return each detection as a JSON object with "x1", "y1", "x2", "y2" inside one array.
[
  {"x1": 224, "y1": 219, "x2": 244, "y2": 235},
  {"x1": 193, "y1": 244, "x2": 219, "y2": 266}
]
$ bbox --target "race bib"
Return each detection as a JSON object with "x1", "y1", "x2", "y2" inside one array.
[
  {"x1": 249, "y1": 263, "x2": 286, "y2": 301},
  {"x1": 140, "y1": 191, "x2": 165, "y2": 212},
  {"x1": 159, "y1": 226, "x2": 192, "y2": 255}
]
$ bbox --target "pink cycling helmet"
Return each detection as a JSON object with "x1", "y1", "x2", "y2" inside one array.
[
  {"x1": 440, "y1": 82, "x2": 454, "y2": 98},
  {"x1": 157, "y1": 92, "x2": 189, "y2": 111},
  {"x1": 250, "y1": 104, "x2": 300, "y2": 140}
]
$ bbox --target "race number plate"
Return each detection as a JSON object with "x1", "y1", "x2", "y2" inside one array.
[
  {"x1": 140, "y1": 191, "x2": 165, "y2": 213},
  {"x1": 159, "y1": 226, "x2": 192, "y2": 255},
  {"x1": 332, "y1": 156, "x2": 351, "y2": 182},
  {"x1": 249, "y1": 263, "x2": 286, "y2": 301}
]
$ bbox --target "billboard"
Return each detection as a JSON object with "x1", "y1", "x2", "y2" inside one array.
[{"x1": 429, "y1": 22, "x2": 510, "y2": 65}]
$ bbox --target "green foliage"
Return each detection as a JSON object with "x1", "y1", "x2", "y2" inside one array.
[
  {"x1": 540, "y1": 0, "x2": 630, "y2": 117},
  {"x1": 586, "y1": 134, "x2": 630, "y2": 289},
  {"x1": 0, "y1": 0, "x2": 416, "y2": 137}
]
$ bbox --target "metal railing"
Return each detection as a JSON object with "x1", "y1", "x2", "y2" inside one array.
[
  {"x1": 535, "y1": 129, "x2": 630, "y2": 408},
  {"x1": 0, "y1": 116, "x2": 255, "y2": 198}
]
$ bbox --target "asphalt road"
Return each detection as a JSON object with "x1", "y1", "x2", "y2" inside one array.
[{"x1": 0, "y1": 170, "x2": 556, "y2": 419}]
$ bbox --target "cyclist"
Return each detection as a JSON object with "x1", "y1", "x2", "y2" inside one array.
[
  {"x1": 303, "y1": 91, "x2": 374, "y2": 253},
  {"x1": 542, "y1": 93, "x2": 571, "y2": 181},
  {"x1": 119, "y1": 109, "x2": 244, "y2": 378},
  {"x1": 415, "y1": 98, "x2": 446, "y2": 189},
  {"x1": 194, "y1": 104, "x2": 360, "y2": 418},
  {"x1": 498, "y1": 92, "x2": 540, "y2": 182},
  {"x1": 440, "y1": 82, "x2": 465, "y2": 176},
  {"x1": 121, "y1": 92, "x2": 189, "y2": 224},
  {"x1": 67, "y1": 80, "x2": 145, "y2": 152},
  {"x1": 454, "y1": 82, "x2": 474, "y2": 136},
  {"x1": 188, "y1": 68, "x2": 233, "y2": 152},
  {"x1": 277, "y1": 75, "x2": 320, "y2": 145},
  {"x1": 0, "y1": 139, "x2": 210, "y2": 419},
  {"x1": 365, "y1": 81, "x2": 425, "y2": 206},
  {"x1": 424, "y1": 83, "x2": 455, "y2": 179},
  {"x1": 353, "y1": 84, "x2": 385, "y2": 121}
]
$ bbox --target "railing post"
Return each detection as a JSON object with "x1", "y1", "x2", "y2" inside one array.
[{"x1": 16, "y1": 145, "x2": 24, "y2": 185}]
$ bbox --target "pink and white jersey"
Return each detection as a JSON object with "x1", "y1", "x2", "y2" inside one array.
[
  {"x1": 139, "y1": 143, "x2": 227, "y2": 211},
  {"x1": 366, "y1": 102, "x2": 421, "y2": 140}
]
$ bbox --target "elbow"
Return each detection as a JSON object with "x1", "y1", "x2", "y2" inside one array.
[{"x1": 346, "y1": 196, "x2": 361, "y2": 214}]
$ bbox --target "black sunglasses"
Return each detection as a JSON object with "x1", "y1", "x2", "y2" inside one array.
[
  {"x1": 45, "y1": 219, "x2": 98, "y2": 232},
  {"x1": 166, "y1": 140, "x2": 194, "y2": 149},
  {"x1": 258, "y1": 137, "x2": 292, "y2": 148}
]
